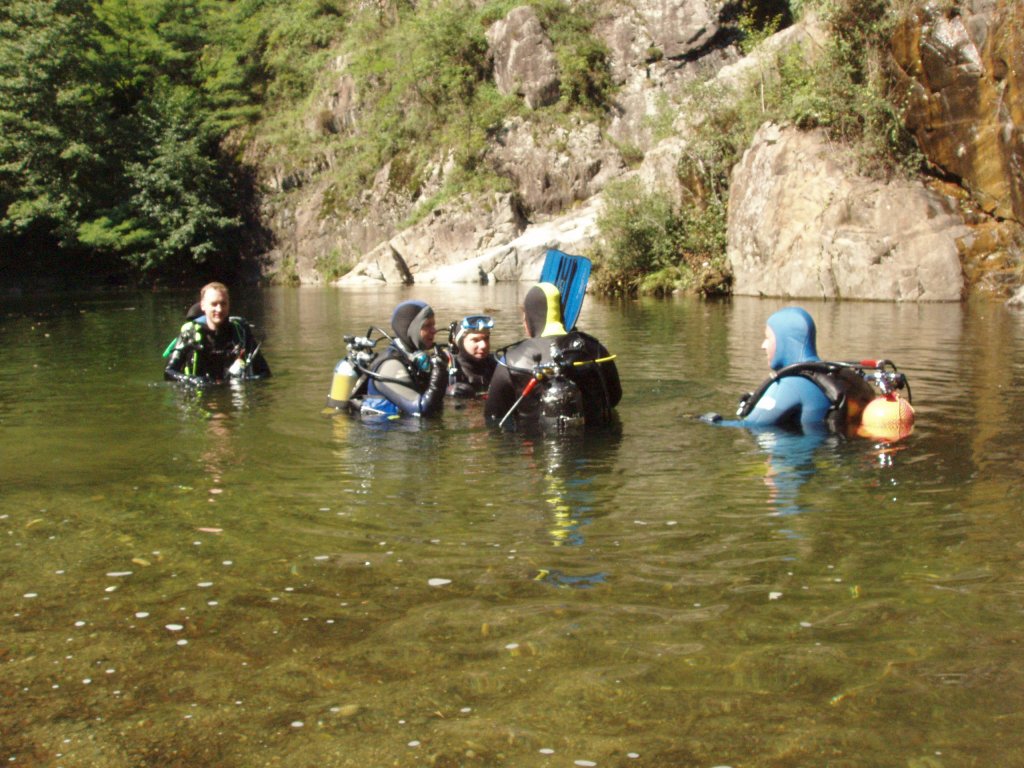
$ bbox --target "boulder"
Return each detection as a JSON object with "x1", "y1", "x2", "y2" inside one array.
[
  {"x1": 486, "y1": 7, "x2": 561, "y2": 109},
  {"x1": 343, "y1": 195, "x2": 604, "y2": 285},
  {"x1": 890, "y1": 0, "x2": 1023, "y2": 222},
  {"x1": 599, "y1": 0, "x2": 724, "y2": 80},
  {"x1": 727, "y1": 123, "x2": 970, "y2": 301},
  {"x1": 338, "y1": 240, "x2": 414, "y2": 285}
]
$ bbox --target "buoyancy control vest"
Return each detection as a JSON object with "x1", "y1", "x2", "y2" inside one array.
[
  {"x1": 165, "y1": 316, "x2": 259, "y2": 381},
  {"x1": 737, "y1": 361, "x2": 880, "y2": 432},
  {"x1": 498, "y1": 331, "x2": 618, "y2": 430}
]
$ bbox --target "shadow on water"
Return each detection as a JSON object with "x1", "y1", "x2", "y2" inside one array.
[{"x1": 3, "y1": 287, "x2": 1024, "y2": 766}]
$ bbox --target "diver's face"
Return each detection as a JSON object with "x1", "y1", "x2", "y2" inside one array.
[
  {"x1": 201, "y1": 289, "x2": 229, "y2": 331},
  {"x1": 462, "y1": 331, "x2": 490, "y2": 359},
  {"x1": 762, "y1": 325, "x2": 776, "y2": 366},
  {"x1": 419, "y1": 316, "x2": 437, "y2": 347}
]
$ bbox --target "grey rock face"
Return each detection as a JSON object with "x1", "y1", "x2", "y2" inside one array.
[
  {"x1": 486, "y1": 7, "x2": 561, "y2": 109},
  {"x1": 486, "y1": 117, "x2": 626, "y2": 215},
  {"x1": 728, "y1": 124, "x2": 969, "y2": 301}
]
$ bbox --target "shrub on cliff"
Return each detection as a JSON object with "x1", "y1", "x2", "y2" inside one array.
[{"x1": 591, "y1": 179, "x2": 730, "y2": 297}]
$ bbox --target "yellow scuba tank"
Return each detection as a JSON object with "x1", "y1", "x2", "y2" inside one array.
[
  {"x1": 326, "y1": 331, "x2": 380, "y2": 411},
  {"x1": 327, "y1": 358, "x2": 358, "y2": 408}
]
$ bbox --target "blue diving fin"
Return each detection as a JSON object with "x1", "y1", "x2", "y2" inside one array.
[{"x1": 540, "y1": 249, "x2": 591, "y2": 331}]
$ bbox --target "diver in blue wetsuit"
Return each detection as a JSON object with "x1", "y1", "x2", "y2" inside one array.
[
  {"x1": 703, "y1": 307, "x2": 836, "y2": 430},
  {"x1": 701, "y1": 305, "x2": 914, "y2": 438},
  {"x1": 742, "y1": 306, "x2": 831, "y2": 428}
]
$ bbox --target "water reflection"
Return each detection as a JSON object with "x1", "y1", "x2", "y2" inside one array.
[
  {"x1": 6, "y1": 287, "x2": 1024, "y2": 767},
  {"x1": 511, "y1": 426, "x2": 622, "y2": 588},
  {"x1": 752, "y1": 427, "x2": 832, "y2": 519}
]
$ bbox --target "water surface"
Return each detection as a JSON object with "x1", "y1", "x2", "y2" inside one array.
[{"x1": 2, "y1": 287, "x2": 1023, "y2": 767}]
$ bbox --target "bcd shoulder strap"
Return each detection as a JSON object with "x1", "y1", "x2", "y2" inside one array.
[{"x1": 737, "y1": 361, "x2": 876, "y2": 425}]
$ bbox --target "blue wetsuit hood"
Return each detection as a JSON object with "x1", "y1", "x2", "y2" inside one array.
[{"x1": 767, "y1": 307, "x2": 821, "y2": 371}]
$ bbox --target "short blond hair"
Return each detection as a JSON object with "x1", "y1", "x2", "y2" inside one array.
[{"x1": 200, "y1": 282, "x2": 229, "y2": 301}]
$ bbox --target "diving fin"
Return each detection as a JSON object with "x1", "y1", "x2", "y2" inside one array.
[{"x1": 540, "y1": 249, "x2": 591, "y2": 331}]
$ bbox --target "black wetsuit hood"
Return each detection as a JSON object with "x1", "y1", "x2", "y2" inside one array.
[
  {"x1": 456, "y1": 345, "x2": 497, "y2": 388},
  {"x1": 391, "y1": 300, "x2": 434, "y2": 352},
  {"x1": 523, "y1": 283, "x2": 566, "y2": 338}
]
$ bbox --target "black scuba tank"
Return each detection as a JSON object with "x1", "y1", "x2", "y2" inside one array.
[{"x1": 539, "y1": 376, "x2": 584, "y2": 434}]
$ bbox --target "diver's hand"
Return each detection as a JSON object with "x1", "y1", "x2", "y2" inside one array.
[
  {"x1": 430, "y1": 350, "x2": 448, "y2": 374},
  {"x1": 165, "y1": 369, "x2": 214, "y2": 388},
  {"x1": 698, "y1": 412, "x2": 722, "y2": 424},
  {"x1": 447, "y1": 381, "x2": 475, "y2": 398},
  {"x1": 427, "y1": 356, "x2": 447, "y2": 387},
  {"x1": 187, "y1": 375, "x2": 216, "y2": 389}
]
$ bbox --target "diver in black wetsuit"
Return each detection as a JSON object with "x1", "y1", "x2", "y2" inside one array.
[
  {"x1": 445, "y1": 315, "x2": 498, "y2": 398},
  {"x1": 485, "y1": 282, "x2": 621, "y2": 431},
  {"x1": 359, "y1": 299, "x2": 448, "y2": 418},
  {"x1": 164, "y1": 282, "x2": 270, "y2": 386}
]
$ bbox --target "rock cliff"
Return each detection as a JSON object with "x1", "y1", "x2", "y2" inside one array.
[
  {"x1": 257, "y1": 0, "x2": 1022, "y2": 302},
  {"x1": 728, "y1": 123, "x2": 969, "y2": 301}
]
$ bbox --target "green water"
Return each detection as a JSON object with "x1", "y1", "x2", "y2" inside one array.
[{"x1": 2, "y1": 287, "x2": 1023, "y2": 767}]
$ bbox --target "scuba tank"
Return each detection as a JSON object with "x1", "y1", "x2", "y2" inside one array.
[
  {"x1": 326, "y1": 331, "x2": 378, "y2": 410},
  {"x1": 856, "y1": 360, "x2": 915, "y2": 440},
  {"x1": 327, "y1": 358, "x2": 359, "y2": 408},
  {"x1": 539, "y1": 375, "x2": 584, "y2": 434}
]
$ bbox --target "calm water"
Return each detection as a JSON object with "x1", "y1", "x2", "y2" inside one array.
[{"x1": 2, "y1": 286, "x2": 1023, "y2": 768}]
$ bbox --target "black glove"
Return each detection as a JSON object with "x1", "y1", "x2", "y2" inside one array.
[
  {"x1": 430, "y1": 350, "x2": 448, "y2": 373},
  {"x1": 419, "y1": 355, "x2": 447, "y2": 416},
  {"x1": 698, "y1": 412, "x2": 722, "y2": 424},
  {"x1": 165, "y1": 369, "x2": 214, "y2": 388},
  {"x1": 447, "y1": 381, "x2": 476, "y2": 398}
]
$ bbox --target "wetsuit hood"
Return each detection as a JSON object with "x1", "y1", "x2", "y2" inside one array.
[
  {"x1": 523, "y1": 283, "x2": 567, "y2": 338},
  {"x1": 391, "y1": 300, "x2": 434, "y2": 351},
  {"x1": 767, "y1": 307, "x2": 821, "y2": 371},
  {"x1": 456, "y1": 346, "x2": 497, "y2": 385}
]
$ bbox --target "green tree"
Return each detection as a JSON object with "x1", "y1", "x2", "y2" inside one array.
[
  {"x1": 1, "y1": 0, "x2": 261, "y2": 282},
  {"x1": 77, "y1": 89, "x2": 240, "y2": 275},
  {"x1": 0, "y1": 0, "x2": 106, "y2": 245}
]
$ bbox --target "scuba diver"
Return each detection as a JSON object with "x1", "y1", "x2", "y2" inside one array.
[
  {"x1": 700, "y1": 306, "x2": 913, "y2": 437},
  {"x1": 356, "y1": 299, "x2": 448, "y2": 418},
  {"x1": 444, "y1": 314, "x2": 498, "y2": 398},
  {"x1": 164, "y1": 282, "x2": 271, "y2": 387},
  {"x1": 485, "y1": 282, "x2": 621, "y2": 432}
]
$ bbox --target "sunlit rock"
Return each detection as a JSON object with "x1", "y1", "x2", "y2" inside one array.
[
  {"x1": 890, "y1": 0, "x2": 1023, "y2": 222},
  {"x1": 486, "y1": 7, "x2": 561, "y2": 109},
  {"x1": 728, "y1": 123, "x2": 969, "y2": 301}
]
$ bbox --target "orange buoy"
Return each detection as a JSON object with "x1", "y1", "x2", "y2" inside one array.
[{"x1": 857, "y1": 394, "x2": 915, "y2": 441}]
